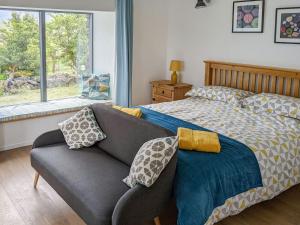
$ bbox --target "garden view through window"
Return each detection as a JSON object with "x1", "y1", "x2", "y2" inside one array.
[{"x1": 0, "y1": 9, "x2": 93, "y2": 106}]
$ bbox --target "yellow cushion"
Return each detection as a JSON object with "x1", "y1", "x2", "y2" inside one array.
[
  {"x1": 113, "y1": 106, "x2": 142, "y2": 118},
  {"x1": 178, "y1": 128, "x2": 221, "y2": 153}
]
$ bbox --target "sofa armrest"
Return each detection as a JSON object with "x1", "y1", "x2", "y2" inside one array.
[
  {"x1": 32, "y1": 129, "x2": 65, "y2": 149},
  {"x1": 112, "y1": 153, "x2": 177, "y2": 225}
]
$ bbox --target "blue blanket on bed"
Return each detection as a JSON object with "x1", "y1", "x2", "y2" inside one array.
[{"x1": 140, "y1": 107, "x2": 263, "y2": 225}]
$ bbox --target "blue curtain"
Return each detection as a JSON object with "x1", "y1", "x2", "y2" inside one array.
[{"x1": 115, "y1": 0, "x2": 133, "y2": 107}]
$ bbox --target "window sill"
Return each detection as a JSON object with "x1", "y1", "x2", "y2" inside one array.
[{"x1": 0, "y1": 98, "x2": 111, "y2": 123}]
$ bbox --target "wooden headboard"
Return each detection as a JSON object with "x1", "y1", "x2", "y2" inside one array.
[{"x1": 204, "y1": 61, "x2": 300, "y2": 98}]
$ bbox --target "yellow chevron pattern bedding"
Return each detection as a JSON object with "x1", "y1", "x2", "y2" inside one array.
[{"x1": 144, "y1": 97, "x2": 300, "y2": 225}]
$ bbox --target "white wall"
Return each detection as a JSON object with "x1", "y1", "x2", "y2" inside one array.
[
  {"x1": 0, "y1": 0, "x2": 114, "y2": 11},
  {"x1": 166, "y1": 0, "x2": 300, "y2": 87},
  {"x1": 132, "y1": 0, "x2": 168, "y2": 105},
  {"x1": 0, "y1": 112, "x2": 75, "y2": 151}
]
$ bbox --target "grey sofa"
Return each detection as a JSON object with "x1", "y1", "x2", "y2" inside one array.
[{"x1": 31, "y1": 104, "x2": 177, "y2": 225}]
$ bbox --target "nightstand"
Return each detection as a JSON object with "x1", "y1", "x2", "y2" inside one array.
[{"x1": 150, "y1": 80, "x2": 192, "y2": 104}]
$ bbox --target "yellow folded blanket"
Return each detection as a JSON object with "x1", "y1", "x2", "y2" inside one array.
[
  {"x1": 178, "y1": 128, "x2": 221, "y2": 153},
  {"x1": 113, "y1": 106, "x2": 142, "y2": 118}
]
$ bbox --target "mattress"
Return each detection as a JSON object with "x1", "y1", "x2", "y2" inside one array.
[{"x1": 143, "y1": 97, "x2": 300, "y2": 225}]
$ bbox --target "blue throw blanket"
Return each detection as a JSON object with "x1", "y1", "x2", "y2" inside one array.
[{"x1": 140, "y1": 107, "x2": 262, "y2": 225}]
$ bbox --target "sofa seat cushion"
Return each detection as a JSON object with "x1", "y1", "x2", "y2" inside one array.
[{"x1": 31, "y1": 144, "x2": 130, "y2": 225}]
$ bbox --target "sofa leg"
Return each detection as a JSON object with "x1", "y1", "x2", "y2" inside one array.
[
  {"x1": 34, "y1": 172, "x2": 40, "y2": 189},
  {"x1": 154, "y1": 217, "x2": 161, "y2": 225}
]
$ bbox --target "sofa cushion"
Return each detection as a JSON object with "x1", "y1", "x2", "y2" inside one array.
[
  {"x1": 31, "y1": 144, "x2": 130, "y2": 225},
  {"x1": 123, "y1": 136, "x2": 178, "y2": 188},
  {"x1": 92, "y1": 104, "x2": 174, "y2": 166},
  {"x1": 58, "y1": 107, "x2": 106, "y2": 149}
]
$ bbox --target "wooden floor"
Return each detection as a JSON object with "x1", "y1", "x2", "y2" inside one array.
[{"x1": 0, "y1": 147, "x2": 300, "y2": 225}]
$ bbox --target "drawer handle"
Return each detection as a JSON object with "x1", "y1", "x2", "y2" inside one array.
[
  {"x1": 162, "y1": 90, "x2": 165, "y2": 94},
  {"x1": 152, "y1": 98, "x2": 156, "y2": 101}
]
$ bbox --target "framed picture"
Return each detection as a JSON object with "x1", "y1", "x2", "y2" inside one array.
[
  {"x1": 275, "y1": 7, "x2": 300, "y2": 44},
  {"x1": 232, "y1": 0, "x2": 264, "y2": 33}
]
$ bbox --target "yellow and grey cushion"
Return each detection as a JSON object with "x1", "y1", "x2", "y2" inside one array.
[
  {"x1": 123, "y1": 136, "x2": 178, "y2": 188},
  {"x1": 186, "y1": 86, "x2": 254, "y2": 106},
  {"x1": 242, "y1": 93, "x2": 300, "y2": 120},
  {"x1": 58, "y1": 107, "x2": 106, "y2": 149}
]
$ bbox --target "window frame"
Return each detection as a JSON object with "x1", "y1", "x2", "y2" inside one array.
[{"x1": 0, "y1": 7, "x2": 94, "y2": 102}]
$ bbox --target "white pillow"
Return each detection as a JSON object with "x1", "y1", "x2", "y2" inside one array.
[
  {"x1": 123, "y1": 136, "x2": 178, "y2": 188},
  {"x1": 58, "y1": 107, "x2": 106, "y2": 149},
  {"x1": 186, "y1": 86, "x2": 254, "y2": 106},
  {"x1": 242, "y1": 93, "x2": 300, "y2": 120}
]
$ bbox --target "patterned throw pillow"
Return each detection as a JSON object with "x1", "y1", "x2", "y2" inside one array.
[
  {"x1": 185, "y1": 88, "x2": 200, "y2": 97},
  {"x1": 242, "y1": 93, "x2": 300, "y2": 120},
  {"x1": 81, "y1": 74, "x2": 111, "y2": 100},
  {"x1": 186, "y1": 86, "x2": 254, "y2": 106},
  {"x1": 58, "y1": 107, "x2": 106, "y2": 149},
  {"x1": 123, "y1": 136, "x2": 178, "y2": 188}
]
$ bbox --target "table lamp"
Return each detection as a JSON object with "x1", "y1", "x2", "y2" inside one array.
[{"x1": 169, "y1": 60, "x2": 182, "y2": 84}]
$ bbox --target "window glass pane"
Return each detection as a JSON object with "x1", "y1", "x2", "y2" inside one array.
[
  {"x1": 0, "y1": 10, "x2": 40, "y2": 106},
  {"x1": 45, "y1": 12, "x2": 92, "y2": 100}
]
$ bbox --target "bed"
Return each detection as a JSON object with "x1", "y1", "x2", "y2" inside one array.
[{"x1": 142, "y1": 61, "x2": 300, "y2": 225}]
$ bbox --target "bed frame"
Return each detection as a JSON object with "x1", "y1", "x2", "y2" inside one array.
[{"x1": 204, "y1": 61, "x2": 300, "y2": 98}]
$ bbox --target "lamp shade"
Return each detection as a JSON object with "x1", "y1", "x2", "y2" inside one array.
[{"x1": 169, "y1": 60, "x2": 182, "y2": 72}]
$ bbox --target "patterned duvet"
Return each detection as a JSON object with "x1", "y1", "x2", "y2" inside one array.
[{"x1": 144, "y1": 97, "x2": 300, "y2": 225}]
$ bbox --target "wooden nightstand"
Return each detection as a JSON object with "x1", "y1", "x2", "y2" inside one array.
[{"x1": 150, "y1": 80, "x2": 192, "y2": 104}]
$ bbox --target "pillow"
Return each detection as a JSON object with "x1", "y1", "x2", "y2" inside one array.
[
  {"x1": 81, "y1": 74, "x2": 111, "y2": 100},
  {"x1": 185, "y1": 88, "x2": 200, "y2": 97},
  {"x1": 123, "y1": 136, "x2": 178, "y2": 188},
  {"x1": 58, "y1": 107, "x2": 106, "y2": 149},
  {"x1": 242, "y1": 93, "x2": 300, "y2": 120},
  {"x1": 186, "y1": 86, "x2": 254, "y2": 106}
]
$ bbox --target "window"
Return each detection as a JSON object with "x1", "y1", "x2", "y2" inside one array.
[
  {"x1": 0, "y1": 10, "x2": 41, "y2": 106},
  {"x1": 0, "y1": 9, "x2": 93, "y2": 106},
  {"x1": 45, "y1": 12, "x2": 92, "y2": 101}
]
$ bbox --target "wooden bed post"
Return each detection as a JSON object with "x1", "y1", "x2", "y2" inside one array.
[
  {"x1": 34, "y1": 172, "x2": 40, "y2": 189},
  {"x1": 204, "y1": 61, "x2": 212, "y2": 86},
  {"x1": 154, "y1": 216, "x2": 161, "y2": 225}
]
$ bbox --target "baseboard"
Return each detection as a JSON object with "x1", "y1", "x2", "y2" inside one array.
[{"x1": 0, "y1": 141, "x2": 32, "y2": 152}]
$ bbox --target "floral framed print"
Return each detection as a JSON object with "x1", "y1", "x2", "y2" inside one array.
[
  {"x1": 275, "y1": 7, "x2": 300, "y2": 44},
  {"x1": 232, "y1": 0, "x2": 264, "y2": 33}
]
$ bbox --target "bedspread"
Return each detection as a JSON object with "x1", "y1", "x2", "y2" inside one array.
[
  {"x1": 140, "y1": 107, "x2": 262, "y2": 225},
  {"x1": 143, "y1": 97, "x2": 300, "y2": 225}
]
